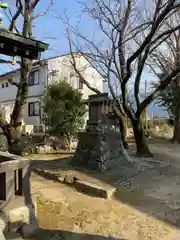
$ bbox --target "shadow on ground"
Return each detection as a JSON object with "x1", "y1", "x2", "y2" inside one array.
[
  {"x1": 0, "y1": 166, "x2": 37, "y2": 240},
  {"x1": 31, "y1": 148, "x2": 180, "y2": 231},
  {"x1": 35, "y1": 229, "x2": 126, "y2": 240}
]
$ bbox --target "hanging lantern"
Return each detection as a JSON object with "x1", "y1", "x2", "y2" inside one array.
[{"x1": 0, "y1": 2, "x2": 49, "y2": 59}]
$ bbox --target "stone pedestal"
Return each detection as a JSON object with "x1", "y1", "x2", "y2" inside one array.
[
  {"x1": 70, "y1": 130, "x2": 122, "y2": 172},
  {"x1": 70, "y1": 93, "x2": 123, "y2": 172}
]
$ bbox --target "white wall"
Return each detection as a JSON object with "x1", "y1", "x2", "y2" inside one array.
[
  {"x1": 24, "y1": 97, "x2": 42, "y2": 125},
  {"x1": 47, "y1": 55, "x2": 104, "y2": 99},
  {"x1": 74, "y1": 55, "x2": 104, "y2": 98},
  {"x1": 0, "y1": 54, "x2": 104, "y2": 127},
  {"x1": 0, "y1": 64, "x2": 46, "y2": 126},
  {"x1": 0, "y1": 65, "x2": 46, "y2": 101},
  {"x1": 0, "y1": 72, "x2": 19, "y2": 102},
  {"x1": 47, "y1": 55, "x2": 104, "y2": 127},
  {"x1": 0, "y1": 97, "x2": 42, "y2": 126}
]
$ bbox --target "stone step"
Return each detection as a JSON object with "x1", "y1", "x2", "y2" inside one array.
[{"x1": 34, "y1": 169, "x2": 116, "y2": 199}]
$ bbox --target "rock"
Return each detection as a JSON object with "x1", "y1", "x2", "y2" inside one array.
[
  {"x1": 8, "y1": 204, "x2": 37, "y2": 225},
  {"x1": 64, "y1": 174, "x2": 77, "y2": 184},
  {"x1": 74, "y1": 180, "x2": 116, "y2": 199},
  {"x1": 19, "y1": 223, "x2": 38, "y2": 238},
  {"x1": 57, "y1": 176, "x2": 65, "y2": 183}
]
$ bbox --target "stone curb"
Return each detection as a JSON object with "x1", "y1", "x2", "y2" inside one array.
[
  {"x1": 74, "y1": 180, "x2": 116, "y2": 199},
  {"x1": 33, "y1": 168, "x2": 116, "y2": 199}
]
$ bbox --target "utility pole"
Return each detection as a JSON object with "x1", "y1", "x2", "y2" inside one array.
[{"x1": 145, "y1": 80, "x2": 148, "y2": 130}]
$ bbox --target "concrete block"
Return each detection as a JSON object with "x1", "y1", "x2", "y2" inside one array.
[
  {"x1": 74, "y1": 180, "x2": 116, "y2": 199},
  {"x1": 8, "y1": 204, "x2": 37, "y2": 224}
]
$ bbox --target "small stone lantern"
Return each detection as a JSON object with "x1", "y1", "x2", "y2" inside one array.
[{"x1": 70, "y1": 93, "x2": 123, "y2": 172}]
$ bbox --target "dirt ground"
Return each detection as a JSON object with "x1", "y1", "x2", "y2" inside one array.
[{"x1": 28, "y1": 139, "x2": 180, "y2": 240}]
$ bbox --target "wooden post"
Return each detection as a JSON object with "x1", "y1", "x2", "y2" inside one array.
[
  {"x1": 0, "y1": 171, "x2": 15, "y2": 201},
  {"x1": 15, "y1": 166, "x2": 30, "y2": 197}
]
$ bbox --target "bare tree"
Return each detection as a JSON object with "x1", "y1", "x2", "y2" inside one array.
[
  {"x1": 63, "y1": 0, "x2": 180, "y2": 156},
  {"x1": 149, "y1": 19, "x2": 180, "y2": 143},
  {"x1": 66, "y1": 30, "x2": 129, "y2": 149},
  {"x1": 0, "y1": 0, "x2": 53, "y2": 155}
]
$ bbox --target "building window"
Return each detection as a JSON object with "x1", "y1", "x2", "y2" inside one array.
[
  {"x1": 28, "y1": 102, "x2": 40, "y2": 116},
  {"x1": 78, "y1": 77, "x2": 83, "y2": 89},
  {"x1": 2, "y1": 83, "x2": 4, "y2": 88},
  {"x1": 70, "y1": 72, "x2": 74, "y2": 78},
  {"x1": 29, "y1": 70, "x2": 39, "y2": 86},
  {"x1": 6, "y1": 82, "x2": 8, "y2": 88}
]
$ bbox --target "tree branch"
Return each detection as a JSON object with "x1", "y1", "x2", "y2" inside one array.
[
  {"x1": 137, "y1": 66, "x2": 180, "y2": 117},
  {"x1": 118, "y1": 0, "x2": 132, "y2": 80},
  {"x1": 67, "y1": 29, "x2": 101, "y2": 95},
  {"x1": 134, "y1": 43, "x2": 152, "y2": 111},
  {"x1": 32, "y1": 0, "x2": 54, "y2": 19},
  {"x1": 9, "y1": 0, "x2": 23, "y2": 32},
  {"x1": 8, "y1": 79, "x2": 20, "y2": 88},
  {"x1": 30, "y1": 0, "x2": 40, "y2": 10},
  {"x1": 125, "y1": 0, "x2": 179, "y2": 84}
]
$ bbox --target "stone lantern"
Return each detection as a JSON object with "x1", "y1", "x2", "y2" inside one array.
[{"x1": 70, "y1": 93, "x2": 122, "y2": 172}]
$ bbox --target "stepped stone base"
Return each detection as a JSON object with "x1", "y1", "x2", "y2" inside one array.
[{"x1": 70, "y1": 131, "x2": 123, "y2": 172}]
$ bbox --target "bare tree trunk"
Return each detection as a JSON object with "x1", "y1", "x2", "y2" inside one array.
[
  {"x1": 118, "y1": 117, "x2": 128, "y2": 149},
  {"x1": 172, "y1": 106, "x2": 180, "y2": 143},
  {"x1": 132, "y1": 119, "x2": 152, "y2": 157},
  {"x1": 5, "y1": 4, "x2": 32, "y2": 156},
  {"x1": 7, "y1": 126, "x2": 22, "y2": 155}
]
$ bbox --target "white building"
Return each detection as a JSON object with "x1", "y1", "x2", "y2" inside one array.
[{"x1": 0, "y1": 54, "x2": 104, "y2": 133}]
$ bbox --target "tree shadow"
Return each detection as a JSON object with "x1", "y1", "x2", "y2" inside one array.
[
  {"x1": 0, "y1": 158, "x2": 127, "y2": 240},
  {"x1": 32, "y1": 153, "x2": 180, "y2": 232},
  {"x1": 2, "y1": 149, "x2": 180, "y2": 238},
  {"x1": 35, "y1": 229, "x2": 127, "y2": 240}
]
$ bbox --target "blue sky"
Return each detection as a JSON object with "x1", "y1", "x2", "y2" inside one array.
[
  {"x1": 33, "y1": 0, "x2": 100, "y2": 59},
  {"x1": 33, "y1": 0, "x2": 82, "y2": 57},
  {"x1": 1, "y1": 0, "x2": 96, "y2": 73},
  {"x1": 0, "y1": 0, "x2": 167, "y2": 116},
  {"x1": 1, "y1": 0, "x2": 154, "y2": 82}
]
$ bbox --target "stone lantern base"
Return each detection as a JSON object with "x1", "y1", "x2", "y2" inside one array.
[{"x1": 70, "y1": 130, "x2": 122, "y2": 172}]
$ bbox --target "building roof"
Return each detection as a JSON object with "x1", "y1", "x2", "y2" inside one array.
[{"x1": 0, "y1": 52, "x2": 81, "y2": 78}]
